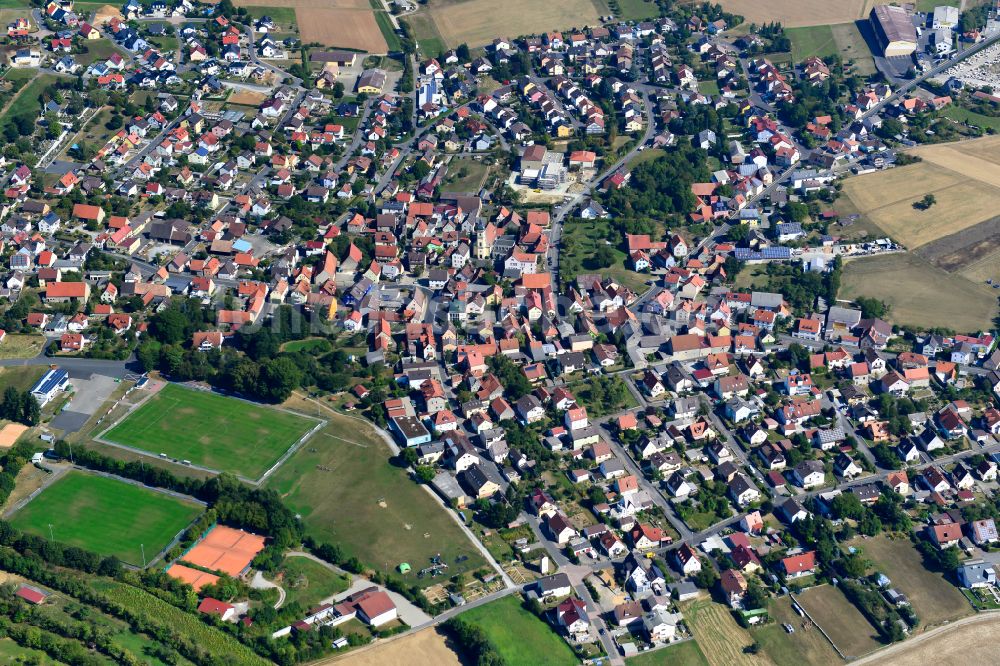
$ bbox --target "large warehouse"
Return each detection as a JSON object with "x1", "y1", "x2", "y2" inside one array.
[{"x1": 869, "y1": 4, "x2": 918, "y2": 57}]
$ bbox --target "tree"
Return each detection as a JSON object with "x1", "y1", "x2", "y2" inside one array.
[
  {"x1": 149, "y1": 308, "x2": 190, "y2": 344},
  {"x1": 913, "y1": 194, "x2": 936, "y2": 210},
  {"x1": 256, "y1": 357, "x2": 302, "y2": 403},
  {"x1": 693, "y1": 566, "x2": 718, "y2": 589}
]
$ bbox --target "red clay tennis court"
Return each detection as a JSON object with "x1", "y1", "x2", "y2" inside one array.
[
  {"x1": 182, "y1": 525, "x2": 267, "y2": 577},
  {"x1": 166, "y1": 564, "x2": 220, "y2": 591}
]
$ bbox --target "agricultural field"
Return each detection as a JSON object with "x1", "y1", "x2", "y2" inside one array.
[
  {"x1": 403, "y1": 12, "x2": 446, "y2": 58},
  {"x1": 265, "y1": 406, "x2": 487, "y2": 586},
  {"x1": 838, "y1": 137, "x2": 1000, "y2": 331},
  {"x1": 841, "y1": 252, "x2": 997, "y2": 332},
  {"x1": 787, "y1": 22, "x2": 875, "y2": 75},
  {"x1": 456, "y1": 595, "x2": 578, "y2": 666},
  {"x1": 848, "y1": 535, "x2": 972, "y2": 629},
  {"x1": 751, "y1": 596, "x2": 841, "y2": 666},
  {"x1": 856, "y1": 614, "x2": 1000, "y2": 665},
  {"x1": 794, "y1": 585, "x2": 881, "y2": 659},
  {"x1": 275, "y1": 555, "x2": 351, "y2": 611},
  {"x1": 681, "y1": 599, "x2": 772, "y2": 666},
  {"x1": 8, "y1": 471, "x2": 202, "y2": 566},
  {"x1": 626, "y1": 639, "x2": 709, "y2": 665},
  {"x1": 612, "y1": 0, "x2": 660, "y2": 21},
  {"x1": 716, "y1": 0, "x2": 892, "y2": 27},
  {"x1": 418, "y1": 0, "x2": 601, "y2": 48},
  {"x1": 234, "y1": 0, "x2": 387, "y2": 52},
  {"x1": 345, "y1": 627, "x2": 462, "y2": 666},
  {"x1": 90, "y1": 579, "x2": 270, "y2": 665},
  {"x1": 100, "y1": 382, "x2": 316, "y2": 479}
]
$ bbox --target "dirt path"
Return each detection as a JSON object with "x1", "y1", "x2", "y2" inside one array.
[{"x1": 854, "y1": 612, "x2": 1000, "y2": 665}]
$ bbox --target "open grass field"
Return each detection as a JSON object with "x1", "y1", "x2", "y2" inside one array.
[
  {"x1": 626, "y1": 640, "x2": 709, "y2": 666},
  {"x1": 682, "y1": 599, "x2": 773, "y2": 666},
  {"x1": 614, "y1": 0, "x2": 661, "y2": 21},
  {"x1": 442, "y1": 156, "x2": 490, "y2": 193},
  {"x1": 561, "y1": 217, "x2": 652, "y2": 292},
  {"x1": 75, "y1": 39, "x2": 124, "y2": 66},
  {"x1": 0, "y1": 74, "x2": 56, "y2": 132},
  {"x1": 0, "y1": 366, "x2": 43, "y2": 394},
  {"x1": 9, "y1": 471, "x2": 202, "y2": 566},
  {"x1": 422, "y1": 0, "x2": 600, "y2": 48},
  {"x1": 265, "y1": 403, "x2": 487, "y2": 586},
  {"x1": 0, "y1": 334, "x2": 44, "y2": 360},
  {"x1": 457, "y1": 595, "x2": 578, "y2": 666},
  {"x1": 101, "y1": 383, "x2": 315, "y2": 479},
  {"x1": 848, "y1": 535, "x2": 972, "y2": 630},
  {"x1": 841, "y1": 252, "x2": 997, "y2": 332},
  {"x1": 404, "y1": 12, "x2": 446, "y2": 57},
  {"x1": 0, "y1": 638, "x2": 62, "y2": 664},
  {"x1": 276, "y1": 555, "x2": 351, "y2": 610},
  {"x1": 787, "y1": 22, "x2": 875, "y2": 75},
  {"x1": 242, "y1": 5, "x2": 298, "y2": 29},
  {"x1": 794, "y1": 585, "x2": 881, "y2": 659},
  {"x1": 943, "y1": 105, "x2": 1000, "y2": 132},
  {"x1": 752, "y1": 596, "x2": 841, "y2": 666}
]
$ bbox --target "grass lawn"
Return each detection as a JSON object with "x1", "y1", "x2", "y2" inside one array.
[
  {"x1": 794, "y1": 585, "x2": 881, "y2": 659},
  {"x1": 615, "y1": 0, "x2": 660, "y2": 20},
  {"x1": 565, "y1": 375, "x2": 638, "y2": 418},
  {"x1": 266, "y1": 404, "x2": 487, "y2": 586},
  {"x1": 1, "y1": 67, "x2": 36, "y2": 84},
  {"x1": 101, "y1": 383, "x2": 316, "y2": 479},
  {"x1": 787, "y1": 22, "x2": 874, "y2": 75},
  {"x1": 0, "y1": 74, "x2": 56, "y2": 130},
  {"x1": 848, "y1": 534, "x2": 972, "y2": 629},
  {"x1": 242, "y1": 5, "x2": 297, "y2": 30},
  {"x1": 277, "y1": 555, "x2": 351, "y2": 611},
  {"x1": 442, "y1": 157, "x2": 490, "y2": 193},
  {"x1": 626, "y1": 640, "x2": 709, "y2": 666},
  {"x1": 561, "y1": 217, "x2": 652, "y2": 292},
  {"x1": 698, "y1": 79, "x2": 720, "y2": 96},
  {"x1": 403, "y1": 13, "x2": 446, "y2": 58},
  {"x1": 0, "y1": 638, "x2": 62, "y2": 664},
  {"x1": 374, "y1": 11, "x2": 402, "y2": 52},
  {"x1": 281, "y1": 338, "x2": 332, "y2": 353},
  {"x1": 0, "y1": 334, "x2": 45, "y2": 360},
  {"x1": 0, "y1": 366, "x2": 43, "y2": 395},
  {"x1": 681, "y1": 599, "x2": 770, "y2": 666},
  {"x1": 9, "y1": 471, "x2": 202, "y2": 566},
  {"x1": 752, "y1": 596, "x2": 840, "y2": 666},
  {"x1": 627, "y1": 148, "x2": 665, "y2": 169},
  {"x1": 457, "y1": 595, "x2": 577, "y2": 666},
  {"x1": 943, "y1": 105, "x2": 1000, "y2": 131},
  {"x1": 75, "y1": 39, "x2": 123, "y2": 66}
]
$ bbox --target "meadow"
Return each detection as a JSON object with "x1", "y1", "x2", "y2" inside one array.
[
  {"x1": 457, "y1": 595, "x2": 578, "y2": 665},
  {"x1": 265, "y1": 405, "x2": 487, "y2": 585},
  {"x1": 794, "y1": 584, "x2": 881, "y2": 659},
  {"x1": 9, "y1": 471, "x2": 202, "y2": 566},
  {"x1": 101, "y1": 383, "x2": 315, "y2": 479}
]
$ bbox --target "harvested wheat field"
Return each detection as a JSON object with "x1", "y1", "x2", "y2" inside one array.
[
  {"x1": 714, "y1": 0, "x2": 892, "y2": 27},
  {"x1": 323, "y1": 627, "x2": 461, "y2": 665},
  {"x1": 233, "y1": 0, "x2": 386, "y2": 52},
  {"x1": 855, "y1": 613, "x2": 1000, "y2": 666},
  {"x1": 908, "y1": 134, "x2": 1000, "y2": 188},
  {"x1": 428, "y1": 0, "x2": 600, "y2": 47},
  {"x1": 297, "y1": 8, "x2": 386, "y2": 52},
  {"x1": 683, "y1": 599, "x2": 774, "y2": 666},
  {"x1": 842, "y1": 159, "x2": 1000, "y2": 249}
]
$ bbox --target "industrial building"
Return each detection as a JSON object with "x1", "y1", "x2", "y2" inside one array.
[{"x1": 870, "y1": 5, "x2": 918, "y2": 57}]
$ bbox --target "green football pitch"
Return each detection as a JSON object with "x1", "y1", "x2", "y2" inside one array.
[
  {"x1": 102, "y1": 383, "x2": 316, "y2": 479},
  {"x1": 9, "y1": 471, "x2": 202, "y2": 566}
]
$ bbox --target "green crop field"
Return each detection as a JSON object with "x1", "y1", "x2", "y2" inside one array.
[
  {"x1": 9, "y1": 471, "x2": 202, "y2": 566},
  {"x1": 458, "y1": 595, "x2": 577, "y2": 665},
  {"x1": 101, "y1": 383, "x2": 316, "y2": 479},
  {"x1": 266, "y1": 408, "x2": 487, "y2": 586}
]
